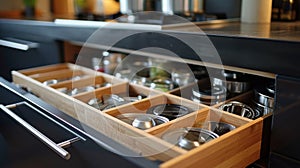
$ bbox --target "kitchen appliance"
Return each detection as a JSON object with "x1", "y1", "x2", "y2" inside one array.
[
  {"x1": 161, "y1": 0, "x2": 221, "y2": 21},
  {"x1": 120, "y1": 0, "x2": 155, "y2": 15},
  {"x1": 162, "y1": 0, "x2": 204, "y2": 16}
]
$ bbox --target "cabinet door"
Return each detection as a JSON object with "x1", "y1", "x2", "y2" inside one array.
[
  {"x1": 270, "y1": 75, "x2": 300, "y2": 167},
  {"x1": 0, "y1": 38, "x2": 61, "y2": 81}
]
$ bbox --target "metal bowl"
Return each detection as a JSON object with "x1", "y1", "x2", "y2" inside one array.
[
  {"x1": 195, "y1": 121, "x2": 236, "y2": 136},
  {"x1": 161, "y1": 127, "x2": 219, "y2": 150},
  {"x1": 147, "y1": 104, "x2": 191, "y2": 120},
  {"x1": 116, "y1": 113, "x2": 169, "y2": 130},
  {"x1": 219, "y1": 101, "x2": 257, "y2": 119}
]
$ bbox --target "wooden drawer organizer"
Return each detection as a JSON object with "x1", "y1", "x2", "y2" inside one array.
[{"x1": 12, "y1": 63, "x2": 264, "y2": 168}]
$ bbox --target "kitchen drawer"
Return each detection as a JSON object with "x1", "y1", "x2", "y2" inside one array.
[
  {"x1": 12, "y1": 63, "x2": 267, "y2": 168},
  {"x1": 0, "y1": 80, "x2": 147, "y2": 168}
]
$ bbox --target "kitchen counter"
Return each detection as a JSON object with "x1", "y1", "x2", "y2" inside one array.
[
  {"x1": 2, "y1": 17, "x2": 300, "y2": 42},
  {"x1": 1, "y1": 17, "x2": 300, "y2": 168},
  {"x1": 199, "y1": 21, "x2": 300, "y2": 42},
  {"x1": 1, "y1": 18, "x2": 300, "y2": 78}
]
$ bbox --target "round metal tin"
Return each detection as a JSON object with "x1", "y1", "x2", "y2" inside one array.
[
  {"x1": 147, "y1": 104, "x2": 191, "y2": 120},
  {"x1": 161, "y1": 127, "x2": 219, "y2": 150},
  {"x1": 116, "y1": 113, "x2": 169, "y2": 130}
]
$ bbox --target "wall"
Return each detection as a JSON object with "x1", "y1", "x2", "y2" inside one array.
[{"x1": 0, "y1": 0, "x2": 50, "y2": 17}]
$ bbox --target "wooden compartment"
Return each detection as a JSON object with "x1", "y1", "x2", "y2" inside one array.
[
  {"x1": 104, "y1": 94, "x2": 206, "y2": 133},
  {"x1": 154, "y1": 109, "x2": 263, "y2": 168},
  {"x1": 11, "y1": 63, "x2": 125, "y2": 118},
  {"x1": 50, "y1": 75, "x2": 115, "y2": 96},
  {"x1": 12, "y1": 63, "x2": 265, "y2": 168},
  {"x1": 18, "y1": 63, "x2": 125, "y2": 85},
  {"x1": 106, "y1": 93, "x2": 204, "y2": 117},
  {"x1": 74, "y1": 83, "x2": 162, "y2": 111},
  {"x1": 170, "y1": 77, "x2": 249, "y2": 107}
]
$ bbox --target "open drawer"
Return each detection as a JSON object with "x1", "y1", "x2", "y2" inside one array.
[{"x1": 12, "y1": 63, "x2": 267, "y2": 168}]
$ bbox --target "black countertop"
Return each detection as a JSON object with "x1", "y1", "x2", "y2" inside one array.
[
  {"x1": 201, "y1": 21, "x2": 300, "y2": 42},
  {"x1": 1, "y1": 18, "x2": 300, "y2": 78}
]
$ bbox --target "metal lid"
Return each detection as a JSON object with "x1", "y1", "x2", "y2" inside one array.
[
  {"x1": 192, "y1": 85, "x2": 227, "y2": 100},
  {"x1": 222, "y1": 70, "x2": 245, "y2": 80},
  {"x1": 254, "y1": 83, "x2": 275, "y2": 108},
  {"x1": 194, "y1": 121, "x2": 236, "y2": 136},
  {"x1": 252, "y1": 100, "x2": 273, "y2": 116},
  {"x1": 219, "y1": 101, "x2": 256, "y2": 119},
  {"x1": 147, "y1": 104, "x2": 190, "y2": 120},
  {"x1": 213, "y1": 70, "x2": 251, "y2": 94},
  {"x1": 116, "y1": 113, "x2": 169, "y2": 130},
  {"x1": 161, "y1": 127, "x2": 219, "y2": 150}
]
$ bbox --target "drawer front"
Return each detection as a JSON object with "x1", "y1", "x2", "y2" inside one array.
[
  {"x1": 0, "y1": 38, "x2": 61, "y2": 81},
  {"x1": 0, "y1": 82, "x2": 143, "y2": 168}
]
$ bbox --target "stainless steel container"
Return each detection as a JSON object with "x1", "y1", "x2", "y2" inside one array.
[
  {"x1": 213, "y1": 70, "x2": 250, "y2": 94},
  {"x1": 116, "y1": 113, "x2": 169, "y2": 130},
  {"x1": 183, "y1": 0, "x2": 205, "y2": 15},
  {"x1": 161, "y1": 127, "x2": 218, "y2": 150},
  {"x1": 192, "y1": 80, "x2": 227, "y2": 106},
  {"x1": 254, "y1": 84, "x2": 275, "y2": 108},
  {"x1": 219, "y1": 101, "x2": 258, "y2": 119},
  {"x1": 162, "y1": 0, "x2": 205, "y2": 15},
  {"x1": 120, "y1": 0, "x2": 155, "y2": 15},
  {"x1": 147, "y1": 104, "x2": 191, "y2": 120},
  {"x1": 195, "y1": 121, "x2": 236, "y2": 136}
]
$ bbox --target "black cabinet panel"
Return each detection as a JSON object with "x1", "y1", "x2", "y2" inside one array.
[
  {"x1": 0, "y1": 39, "x2": 61, "y2": 81},
  {"x1": 0, "y1": 79, "x2": 155, "y2": 168},
  {"x1": 270, "y1": 75, "x2": 300, "y2": 166}
]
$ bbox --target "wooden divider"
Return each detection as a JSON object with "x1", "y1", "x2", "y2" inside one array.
[
  {"x1": 19, "y1": 63, "x2": 69, "y2": 75},
  {"x1": 50, "y1": 75, "x2": 106, "y2": 89},
  {"x1": 12, "y1": 63, "x2": 266, "y2": 168}
]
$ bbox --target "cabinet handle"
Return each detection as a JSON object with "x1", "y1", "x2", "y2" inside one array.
[
  {"x1": 0, "y1": 37, "x2": 39, "y2": 51},
  {"x1": 0, "y1": 104, "x2": 71, "y2": 160}
]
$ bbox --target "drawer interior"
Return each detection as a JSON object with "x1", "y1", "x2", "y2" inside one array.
[{"x1": 12, "y1": 63, "x2": 271, "y2": 168}]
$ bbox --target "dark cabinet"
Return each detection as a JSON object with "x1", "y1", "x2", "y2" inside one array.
[{"x1": 0, "y1": 37, "x2": 62, "y2": 81}]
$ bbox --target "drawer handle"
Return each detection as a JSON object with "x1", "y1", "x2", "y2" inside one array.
[
  {"x1": 0, "y1": 37, "x2": 39, "y2": 51},
  {"x1": 0, "y1": 103, "x2": 71, "y2": 160}
]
